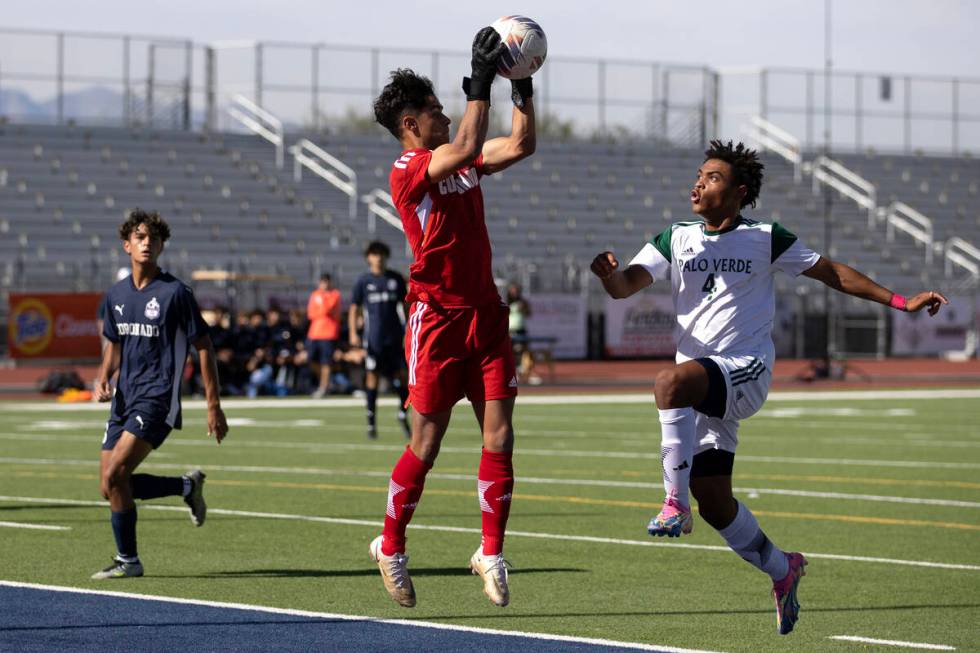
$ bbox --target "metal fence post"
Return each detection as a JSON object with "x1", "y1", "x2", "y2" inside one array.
[
  {"x1": 371, "y1": 48, "x2": 379, "y2": 100},
  {"x1": 759, "y1": 68, "x2": 768, "y2": 120},
  {"x1": 431, "y1": 51, "x2": 439, "y2": 93},
  {"x1": 122, "y1": 36, "x2": 130, "y2": 126},
  {"x1": 56, "y1": 32, "x2": 64, "y2": 124},
  {"x1": 904, "y1": 75, "x2": 911, "y2": 153},
  {"x1": 855, "y1": 73, "x2": 862, "y2": 150},
  {"x1": 255, "y1": 42, "x2": 263, "y2": 106},
  {"x1": 952, "y1": 78, "x2": 960, "y2": 155},
  {"x1": 805, "y1": 70, "x2": 814, "y2": 148},
  {"x1": 183, "y1": 39, "x2": 192, "y2": 130},
  {"x1": 312, "y1": 45, "x2": 320, "y2": 131},
  {"x1": 204, "y1": 46, "x2": 216, "y2": 131},
  {"x1": 597, "y1": 60, "x2": 606, "y2": 135},
  {"x1": 661, "y1": 70, "x2": 670, "y2": 140},
  {"x1": 147, "y1": 43, "x2": 155, "y2": 127}
]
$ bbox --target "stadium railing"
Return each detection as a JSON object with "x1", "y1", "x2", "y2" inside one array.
[
  {"x1": 290, "y1": 139, "x2": 358, "y2": 220},
  {"x1": 944, "y1": 238, "x2": 980, "y2": 280},
  {"x1": 745, "y1": 116, "x2": 803, "y2": 183},
  {"x1": 228, "y1": 94, "x2": 285, "y2": 169},
  {"x1": 879, "y1": 202, "x2": 935, "y2": 266},
  {"x1": 807, "y1": 156, "x2": 878, "y2": 226}
]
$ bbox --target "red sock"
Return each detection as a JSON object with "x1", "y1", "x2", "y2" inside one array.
[
  {"x1": 478, "y1": 448, "x2": 514, "y2": 556},
  {"x1": 381, "y1": 446, "x2": 431, "y2": 556}
]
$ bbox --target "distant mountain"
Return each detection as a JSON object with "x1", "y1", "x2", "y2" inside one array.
[{"x1": 0, "y1": 86, "x2": 198, "y2": 127}]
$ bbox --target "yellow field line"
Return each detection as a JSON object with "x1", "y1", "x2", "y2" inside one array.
[{"x1": 8, "y1": 470, "x2": 980, "y2": 532}]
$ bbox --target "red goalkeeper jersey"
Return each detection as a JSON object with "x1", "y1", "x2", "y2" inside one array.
[{"x1": 389, "y1": 148, "x2": 500, "y2": 308}]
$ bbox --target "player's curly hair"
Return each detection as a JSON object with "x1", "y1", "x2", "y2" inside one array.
[
  {"x1": 703, "y1": 140, "x2": 765, "y2": 209},
  {"x1": 373, "y1": 68, "x2": 436, "y2": 138},
  {"x1": 365, "y1": 240, "x2": 391, "y2": 258},
  {"x1": 118, "y1": 208, "x2": 171, "y2": 242}
]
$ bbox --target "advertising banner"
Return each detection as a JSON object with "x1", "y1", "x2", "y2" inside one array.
[
  {"x1": 891, "y1": 295, "x2": 977, "y2": 355},
  {"x1": 8, "y1": 293, "x2": 103, "y2": 359},
  {"x1": 524, "y1": 293, "x2": 588, "y2": 359},
  {"x1": 604, "y1": 293, "x2": 676, "y2": 358}
]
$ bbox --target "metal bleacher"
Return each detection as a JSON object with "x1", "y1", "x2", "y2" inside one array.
[{"x1": 2, "y1": 120, "x2": 978, "y2": 314}]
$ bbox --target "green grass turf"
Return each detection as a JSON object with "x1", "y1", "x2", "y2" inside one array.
[{"x1": 1, "y1": 392, "x2": 979, "y2": 652}]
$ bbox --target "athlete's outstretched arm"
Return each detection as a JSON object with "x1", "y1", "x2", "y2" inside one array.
[
  {"x1": 802, "y1": 256, "x2": 948, "y2": 315},
  {"x1": 590, "y1": 251, "x2": 654, "y2": 299},
  {"x1": 428, "y1": 28, "x2": 504, "y2": 182},
  {"x1": 482, "y1": 79, "x2": 536, "y2": 174},
  {"x1": 194, "y1": 334, "x2": 228, "y2": 443},
  {"x1": 94, "y1": 341, "x2": 120, "y2": 402}
]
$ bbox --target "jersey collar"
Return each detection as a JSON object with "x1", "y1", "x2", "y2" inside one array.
[{"x1": 702, "y1": 216, "x2": 742, "y2": 236}]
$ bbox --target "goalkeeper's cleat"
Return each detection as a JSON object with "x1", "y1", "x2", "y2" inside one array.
[
  {"x1": 647, "y1": 492, "x2": 694, "y2": 537},
  {"x1": 773, "y1": 552, "x2": 808, "y2": 635},
  {"x1": 183, "y1": 469, "x2": 207, "y2": 527},
  {"x1": 469, "y1": 548, "x2": 510, "y2": 607},
  {"x1": 369, "y1": 535, "x2": 416, "y2": 607},
  {"x1": 91, "y1": 557, "x2": 143, "y2": 579}
]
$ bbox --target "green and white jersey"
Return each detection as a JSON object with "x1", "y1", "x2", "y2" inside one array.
[{"x1": 628, "y1": 217, "x2": 820, "y2": 365}]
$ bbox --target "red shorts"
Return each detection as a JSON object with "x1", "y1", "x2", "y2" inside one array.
[{"x1": 405, "y1": 300, "x2": 518, "y2": 414}]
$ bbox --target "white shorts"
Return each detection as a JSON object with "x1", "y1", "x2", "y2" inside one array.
[{"x1": 693, "y1": 354, "x2": 771, "y2": 455}]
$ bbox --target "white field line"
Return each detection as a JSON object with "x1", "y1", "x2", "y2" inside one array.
[
  {"x1": 0, "y1": 521, "x2": 70, "y2": 531},
  {"x1": 3, "y1": 457, "x2": 978, "y2": 510},
  {"x1": 829, "y1": 635, "x2": 956, "y2": 650},
  {"x1": 0, "y1": 580, "x2": 722, "y2": 653},
  {"x1": 1, "y1": 494, "x2": 978, "y2": 572},
  {"x1": 2, "y1": 432, "x2": 980, "y2": 470},
  {"x1": 2, "y1": 388, "x2": 980, "y2": 413}
]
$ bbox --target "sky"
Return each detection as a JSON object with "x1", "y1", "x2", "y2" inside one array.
[{"x1": 2, "y1": 0, "x2": 978, "y2": 78}]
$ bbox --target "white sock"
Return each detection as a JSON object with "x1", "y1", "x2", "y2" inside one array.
[
  {"x1": 182, "y1": 477, "x2": 192, "y2": 497},
  {"x1": 658, "y1": 407, "x2": 695, "y2": 507},
  {"x1": 718, "y1": 501, "x2": 789, "y2": 581}
]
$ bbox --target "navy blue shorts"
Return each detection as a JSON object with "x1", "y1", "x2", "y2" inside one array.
[
  {"x1": 102, "y1": 412, "x2": 172, "y2": 451},
  {"x1": 365, "y1": 343, "x2": 405, "y2": 376},
  {"x1": 307, "y1": 338, "x2": 337, "y2": 365}
]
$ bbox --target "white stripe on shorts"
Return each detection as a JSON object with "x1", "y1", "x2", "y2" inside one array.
[{"x1": 408, "y1": 302, "x2": 427, "y2": 386}]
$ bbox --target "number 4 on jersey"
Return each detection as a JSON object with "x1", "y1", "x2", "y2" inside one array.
[{"x1": 701, "y1": 273, "x2": 716, "y2": 293}]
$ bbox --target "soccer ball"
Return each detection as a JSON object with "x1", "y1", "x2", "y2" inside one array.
[{"x1": 490, "y1": 15, "x2": 547, "y2": 80}]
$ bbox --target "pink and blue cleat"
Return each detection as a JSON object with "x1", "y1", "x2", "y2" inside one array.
[
  {"x1": 646, "y1": 493, "x2": 694, "y2": 537},
  {"x1": 773, "y1": 552, "x2": 808, "y2": 635}
]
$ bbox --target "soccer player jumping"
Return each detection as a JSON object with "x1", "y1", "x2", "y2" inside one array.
[
  {"x1": 92, "y1": 210, "x2": 228, "y2": 579},
  {"x1": 368, "y1": 26, "x2": 535, "y2": 608},
  {"x1": 591, "y1": 141, "x2": 947, "y2": 634}
]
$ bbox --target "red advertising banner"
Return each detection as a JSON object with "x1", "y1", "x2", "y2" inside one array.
[{"x1": 8, "y1": 293, "x2": 103, "y2": 359}]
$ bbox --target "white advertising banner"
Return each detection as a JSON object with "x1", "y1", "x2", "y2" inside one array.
[
  {"x1": 891, "y1": 295, "x2": 977, "y2": 355},
  {"x1": 524, "y1": 293, "x2": 588, "y2": 359},
  {"x1": 604, "y1": 293, "x2": 676, "y2": 358}
]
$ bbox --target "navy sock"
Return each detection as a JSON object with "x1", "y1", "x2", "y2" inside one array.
[
  {"x1": 131, "y1": 474, "x2": 184, "y2": 500},
  {"x1": 110, "y1": 509, "x2": 138, "y2": 560},
  {"x1": 366, "y1": 388, "x2": 378, "y2": 427}
]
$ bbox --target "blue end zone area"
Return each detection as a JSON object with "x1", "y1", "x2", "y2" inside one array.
[{"x1": 0, "y1": 583, "x2": 691, "y2": 653}]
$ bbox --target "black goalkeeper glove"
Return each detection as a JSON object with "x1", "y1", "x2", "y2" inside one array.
[
  {"x1": 462, "y1": 26, "x2": 505, "y2": 102},
  {"x1": 511, "y1": 77, "x2": 533, "y2": 109}
]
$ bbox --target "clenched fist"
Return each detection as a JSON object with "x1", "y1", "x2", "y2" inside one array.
[{"x1": 590, "y1": 251, "x2": 620, "y2": 280}]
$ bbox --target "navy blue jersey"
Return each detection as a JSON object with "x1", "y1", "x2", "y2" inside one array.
[
  {"x1": 351, "y1": 270, "x2": 407, "y2": 349},
  {"x1": 101, "y1": 271, "x2": 208, "y2": 430}
]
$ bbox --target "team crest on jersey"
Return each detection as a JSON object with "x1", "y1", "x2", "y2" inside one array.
[
  {"x1": 387, "y1": 278, "x2": 398, "y2": 291},
  {"x1": 144, "y1": 297, "x2": 161, "y2": 320}
]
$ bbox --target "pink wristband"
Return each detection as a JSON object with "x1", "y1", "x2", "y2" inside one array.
[{"x1": 889, "y1": 293, "x2": 907, "y2": 311}]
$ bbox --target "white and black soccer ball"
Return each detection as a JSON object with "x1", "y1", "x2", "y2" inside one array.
[{"x1": 490, "y1": 15, "x2": 547, "y2": 80}]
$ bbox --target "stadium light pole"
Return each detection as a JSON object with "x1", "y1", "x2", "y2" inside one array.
[{"x1": 823, "y1": 0, "x2": 836, "y2": 373}]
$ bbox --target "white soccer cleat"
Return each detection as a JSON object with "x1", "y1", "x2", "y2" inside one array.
[
  {"x1": 369, "y1": 535, "x2": 416, "y2": 607},
  {"x1": 469, "y1": 548, "x2": 510, "y2": 607},
  {"x1": 91, "y1": 558, "x2": 144, "y2": 579}
]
